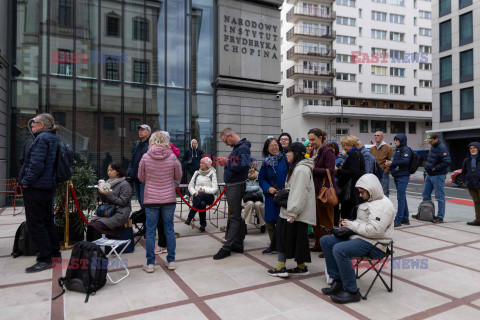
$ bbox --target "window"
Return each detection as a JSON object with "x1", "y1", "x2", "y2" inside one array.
[
  {"x1": 107, "y1": 15, "x2": 120, "y2": 37},
  {"x1": 129, "y1": 118, "x2": 141, "y2": 131},
  {"x1": 459, "y1": 0, "x2": 473, "y2": 10},
  {"x1": 420, "y1": 63, "x2": 432, "y2": 70},
  {"x1": 359, "y1": 64, "x2": 362, "y2": 73},
  {"x1": 420, "y1": 80, "x2": 432, "y2": 87},
  {"x1": 371, "y1": 66, "x2": 387, "y2": 75},
  {"x1": 103, "y1": 116, "x2": 115, "y2": 130},
  {"x1": 372, "y1": 102, "x2": 377, "y2": 107},
  {"x1": 337, "y1": 16, "x2": 356, "y2": 26},
  {"x1": 336, "y1": 54, "x2": 353, "y2": 63},
  {"x1": 336, "y1": 0, "x2": 356, "y2": 7},
  {"x1": 408, "y1": 122, "x2": 417, "y2": 134},
  {"x1": 336, "y1": 129, "x2": 349, "y2": 135},
  {"x1": 105, "y1": 56, "x2": 119, "y2": 80},
  {"x1": 414, "y1": 87, "x2": 417, "y2": 95},
  {"x1": 419, "y1": 11, "x2": 431, "y2": 19},
  {"x1": 440, "y1": 91, "x2": 452, "y2": 122},
  {"x1": 389, "y1": 0, "x2": 404, "y2": 6},
  {"x1": 53, "y1": 112, "x2": 66, "y2": 127},
  {"x1": 58, "y1": 0, "x2": 73, "y2": 27},
  {"x1": 425, "y1": 121, "x2": 431, "y2": 127},
  {"x1": 360, "y1": 120, "x2": 369, "y2": 133},
  {"x1": 390, "y1": 32, "x2": 405, "y2": 42},
  {"x1": 371, "y1": 47, "x2": 388, "y2": 56},
  {"x1": 419, "y1": 28, "x2": 431, "y2": 37},
  {"x1": 440, "y1": 56, "x2": 452, "y2": 87},
  {"x1": 342, "y1": 99, "x2": 355, "y2": 106},
  {"x1": 320, "y1": 100, "x2": 332, "y2": 106},
  {"x1": 439, "y1": 0, "x2": 451, "y2": 17},
  {"x1": 359, "y1": 27, "x2": 362, "y2": 37},
  {"x1": 371, "y1": 120, "x2": 387, "y2": 133},
  {"x1": 359, "y1": 82, "x2": 363, "y2": 92},
  {"x1": 460, "y1": 49, "x2": 474, "y2": 82},
  {"x1": 414, "y1": 70, "x2": 417, "y2": 78},
  {"x1": 336, "y1": 118, "x2": 350, "y2": 124},
  {"x1": 372, "y1": 0, "x2": 386, "y2": 2},
  {"x1": 439, "y1": 20, "x2": 452, "y2": 52},
  {"x1": 460, "y1": 87, "x2": 474, "y2": 119},
  {"x1": 390, "y1": 85, "x2": 405, "y2": 95},
  {"x1": 459, "y1": 12, "x2": 473, "y2": 46},
  {"x1": 133, "y1": 60, "x2": 149, "y2": 83},
  {"x1": 419, "y1": 45, "x2": 432, "y2": 53},
  {"x1": 57, "y1": 49, "x2": 72, "y2": 76},
  {"x1": 414, "y1": 17, "x2": 417, "y2": 26},
  {"x1": 390, "y1": 121, "x2": 406, "y2": 134},
  {"x1": 389, "y1": 14, "x2": 405, "y2": 24},
  {"x1": 390, "y1": 50, "x2": 405, "y2": 61},
  {"x1": 336, "y1": 73, "x2": 356, "y2": 81},
  {"x1": 371, "y1": 29, "x2": 387, "y2": 39},
  {"x1": 134, "y1": 18, "x2": 148, "y2": 41},
  {"x1": 337, "y1": 35, "x2": 356, "y2": 44},
  {"x1": 371, "y1": 84, "x2": 387, "y2": 93},
  {"x1": 414, "y1": 35, "x2": 417, "y2": 44},
  {"x1": 390, "y1": 67, "x2": 405, "y2": 77},
  {"x1": 371, "y1": 11, "x2": 387, "y2": 22}
]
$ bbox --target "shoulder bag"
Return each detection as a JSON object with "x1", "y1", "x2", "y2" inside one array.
[
  {"x1": 317, "y1": 169, "x2": 338, "y2": 207},
  {"x1": 94, "y1": 204, "x2": 116, "y2": 218}
]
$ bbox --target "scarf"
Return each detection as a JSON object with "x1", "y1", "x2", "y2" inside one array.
[
  {"x1": 198, "y1": 167, "x2": 213, "y2": 176},
  {"x1": 471, "y1": 154, "x2": 478, "y2": 172},
  {"x1": 312, "y1": 143, "x2": 327, "y2": 160},
  {"x1": 106, "y1": 176, "x2": 125, "y2": 189},
  {"x1": 347, "y1": 147, "x2": 358, "y2": 155},
  {"x1": 264, "y1": 152, "x2": 283, "y2": 169}
]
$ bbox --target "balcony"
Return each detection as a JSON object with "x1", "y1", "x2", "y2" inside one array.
[
  {"x1": 286, "y1": 27, "x2": 336, "y2": 42},
  {"x1": 287, "y1": 0, "x2": 335, "y2": 5},
  {"x1": 286, "y1": 7, "x2": 336, "y2": 24},
  {"x1": 287, "y1": 45, "x2": 336, "y2": 61},
  {"x1": 286, "y1": 85, "x2": 336, "y2": 98},
  {"x1": 286, "y1": 65, "x2": 335, "y2": 79},
  {"x1": 302, "y1": 105, "x2": 432, "y2": 120}
]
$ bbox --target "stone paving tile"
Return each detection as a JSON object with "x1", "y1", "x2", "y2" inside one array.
[
  {"x1": 122, "y1": 303, "x2": 208, "y2": 320},
  {"x1": 426, "y1": 246, "x2": 480, "y2": 271},
  {"x1": 0, "y1": 282, "x2": 51, "y2": 319},
  {"x1": 401, "y1": 225, "x2": 480, "y2": 244},
  {"x1": 424, "y1": 305, "x2": 480, "y2": 320}
]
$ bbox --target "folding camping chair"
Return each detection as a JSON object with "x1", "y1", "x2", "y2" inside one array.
[{"x1": 92, "y1": 238, "x2": 131, "y2": 284}]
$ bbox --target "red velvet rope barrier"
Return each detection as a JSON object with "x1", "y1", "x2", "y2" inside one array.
[
  {"x1": 69, "y1": 186, "x2": 89, "y2": 225},
  {"x1": 176, "y1": 187, "x2": 225, "y2": 212}
]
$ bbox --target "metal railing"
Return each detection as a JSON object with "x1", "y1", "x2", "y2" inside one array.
[
  {"x1": 287, "y1": 45, "x2": 336, "y2": 59},
  {"x1": 286, "y1": 65, "x2": 335, "y2": 78},
  {"x1": 286, "y1": 7, "x2": 336, "y2": 21},
  {"x1": 286, "y1": 85, "x2": 336, "y2": 97},
  {"x1": 286, "y1": 27, "x2": 336, "y2": 40}
]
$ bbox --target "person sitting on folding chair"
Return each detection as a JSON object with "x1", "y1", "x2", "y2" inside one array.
[
  {"x1": 320, "y1": 173, "x2": 395, "y2": 304},
  {"x1": 242, "y1": 162, "x2": 265, "y2": 233},
  {"x1": 185, "y1": 157, "x2": 218, "y2": 232}
]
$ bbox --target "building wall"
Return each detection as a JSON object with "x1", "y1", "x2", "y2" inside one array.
[{"x1": 0, "y1": 0, "x2": 8, "y2": 206}]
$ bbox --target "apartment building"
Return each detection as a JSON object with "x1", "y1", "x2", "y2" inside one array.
[
  {"x1": 432, "y1": 0, "x2": 479, "y2": 169},
  {"x1": 281, "y1": 0, "x2": 433, "y2": 150}
]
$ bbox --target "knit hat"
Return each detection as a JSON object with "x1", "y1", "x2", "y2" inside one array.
[{"x1": 303, "y1": 139, "x2": 311, "y2": 147}]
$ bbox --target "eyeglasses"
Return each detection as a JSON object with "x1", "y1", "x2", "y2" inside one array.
[{"x1": 279, "y1": 138, "x2": 289, "y2": 141}]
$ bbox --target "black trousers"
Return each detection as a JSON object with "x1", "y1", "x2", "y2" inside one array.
[
  {"x1": 187, "y1": 193, "x2": 215, "y2": 226},
  {"x1": 23, "y1": 187, "x2": 60, "y2": 262},
  {"x1": 222, "y1": 181, "x2": 246, "y2": 251}
]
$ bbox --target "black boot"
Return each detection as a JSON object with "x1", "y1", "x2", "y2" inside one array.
[
  {"x1": 245, "y1": 223, "x2": 248, "y2": 235},
  {"x1": 321, "y1": 279, "x2": 343, "y2": 296},
  {"x1": 330, "y1": 290, "x2": 362, "y2": 304}
]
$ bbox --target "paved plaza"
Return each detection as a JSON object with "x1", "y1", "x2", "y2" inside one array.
[{"x1": 1, "y1": 194, "x2": 480, "y2": 320}]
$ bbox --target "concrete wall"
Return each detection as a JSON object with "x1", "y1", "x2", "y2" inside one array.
[{"x1": 0, "y1": 0, "x2": 8, "y2": 206}]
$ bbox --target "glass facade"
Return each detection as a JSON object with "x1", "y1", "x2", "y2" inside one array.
[{"x1": 11, "y1": 0, "x2": 215, "y2": 178}]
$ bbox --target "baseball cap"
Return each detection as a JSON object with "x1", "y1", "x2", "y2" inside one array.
[
  {"x1": 137, "y1": 124, "x2": 151, "y2": 132},
  {"x1": 424, "y1": 132, "x2": 439, "y2": 142}
]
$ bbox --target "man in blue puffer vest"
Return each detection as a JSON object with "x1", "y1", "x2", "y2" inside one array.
[
  {"x1": 19, "y1": 113, "x2": 61, "y2": 273},
  {"x1": 422, "y1": 133, "x2": 452, "y2": 223}
]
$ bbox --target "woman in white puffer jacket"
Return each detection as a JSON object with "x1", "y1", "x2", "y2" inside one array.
[{"x1": 185, "y1": 157, "x2": 218, "y2": 231}]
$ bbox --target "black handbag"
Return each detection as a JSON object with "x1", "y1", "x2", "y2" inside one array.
[
  {"x1": 243, "y1": 192, "x2": 263, "y2": 203},
  {"x1": 273, "y1": 188, "x2": 289, "y2": 208},
  {"x1": 339, "y1": 179, "x2": 352, "y2": 202},
  {"x1": 94, "y1": 204, "x2": 116, "y2": 218},
  {"x1": 331, "y1": 227, "x2": 356, "y2": 239}
]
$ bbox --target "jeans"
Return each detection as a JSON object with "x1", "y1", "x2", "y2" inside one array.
[
  {"x1": 381, "y1": 172, "x2": 390, "y2": 198},
  {"x1": 394, "y1": 175, "x2": 410, "y2": 222},
  {"x1": 422, "y1": 174, "x2": 446, "y2": 219},
  {"x1": 320, "y1": 235, "x2": 384, "y2": 293},
  {"x1": 145, "y1": 204, "x2": 176, "y2": 264},
  {"x1": 187, "y1": 193, "x2": 215, "y2": 226},
  {"x1": 133, "y1": 182, "x2": 145, "y2": 208},
  {"x1": 23, "y1": 187, "x2": 60, "y2": 262},
  {"x1": 222, "y1": 181, "x2": 246, "y2": 251}
]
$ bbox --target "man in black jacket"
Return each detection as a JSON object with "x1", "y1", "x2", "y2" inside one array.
[
  {"x1": 127, "y1": 124, "x2": 151, "y2": 208},
  {"x1": 422, "y1": 133, "x2": 451, "y2": 223},
  {"x1": 213, "y1": 128, "x2": 251, "y2": 260}
]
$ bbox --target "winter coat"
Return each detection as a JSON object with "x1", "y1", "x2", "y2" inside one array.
[
  {"x1": 313, "y1": 145, "x2": 338, "y2": 194},
  {"x1": 280, "y1": 159, "x2": 316, "y2": 226},
  {"x1": 424, "y1": 141, "x2": 452, "y2": 176},
  {"x1": 19, "y1": 129, "x2": 61, "y2": 190},
  {"x1": 244, "y1": 177, "x2": 265, "y2": 203},
  {"x1": 170, "y1": 143, "x2": 180, "y2": 157},
  {"x1": 390, "y1": 134, "x2": 412, "y2": 178},
  {"x1": 127, "y1": 136, "x2": 150, "y2": 183},
  {"x1": 337, "y1": 148, "x2": 365, "y2": 191},
  {"x1": 138, "y1": 145, "x2": 182, "y2": 205},
  {"x1": 359, "y1": 146, "x2": 376, "y2": 174},
  {"x1": 183, "y1": 146, "x2": 204, "y2": 174},
  {"x1": 224, "y1": 138, "x2": 251, "y2": 183},
  {"x1": 346, "y1": 174, "x2": 395, "y2": 252},
  {"x1": 462, "y1": 142, "x2": 480, "y2": 190},
  {"x1": 258, "y1": 153, "x2": 289, "y2": 222},
  {"x1": 371, "y1": 142, "x2": 393, "y2": 172},
  {"x1": 188, "y1": 167, "x2": 218, "y2": 195},
  {"x1": 91, "y1": 178, "x2": 132, "y2": 230}
]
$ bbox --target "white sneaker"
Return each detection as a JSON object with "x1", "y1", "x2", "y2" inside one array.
[
  {"x1": 165, "y1": 262, "x2": 176, "y2": 270},
  {"x1": 143, "y1": 263, "x2": 154, "y2": 273}
]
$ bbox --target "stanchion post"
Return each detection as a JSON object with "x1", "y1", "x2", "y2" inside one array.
[{"x1": 61, "y1": 181, "x2": 73, "y2": 250}]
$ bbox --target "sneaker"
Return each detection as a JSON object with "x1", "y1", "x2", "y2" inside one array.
[
  {"x1": 401, "y1": 220, "x2": 410, "y2": 225},
  {"x1": 394, "y1": 220, "x2": 402, "y2": 228},
  {"x1": 199, "y1": 226, "x2": 206, "y2": 232},
  {"x1": 213, "y1": 248, "x2": 231, "y2": 260},
  {"x1": 287, "y1": 267, "x2": 309, "y2": 276},
  {"x1": 185, "y1": 220, "x2": 191, "y2": 226},
  {"x1": 165, "y1": 262, "x2": 176, "y2": 270},
  {"x1": 155, "y1": 246, "x2": 167, "y2": 254},
  {"x1": 268, "y1": 267, "x2": 289, "y2": 278},
  {"x1": 262, "y1": 248, "x2": 276, "y2": 255},
  {"x1": 175, "y1": 232, "x2": 180, "y2": 238},
  {"x1": 432, "y1": 217, "x2": 444, "y2": 224},
  {"x1": 143, "y1": 264, "x2": 154, "y2": 273}
]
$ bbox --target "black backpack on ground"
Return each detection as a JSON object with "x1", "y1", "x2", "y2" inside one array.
[
  {"x1": 11, "y1": 221, "x2": 38, "y2": 258},
  {"x1": 408, "y1": 147, "x2": 420, "y2": 174},
  {"x1": 53, "y1": 241, "x2": 108, "y2": 303},
  {"x1": 413, "y1": 200, "x2": 435, "y2": 221},
  {"x1": 55, "y1": 141, "x2": 74, "y2": 184}
]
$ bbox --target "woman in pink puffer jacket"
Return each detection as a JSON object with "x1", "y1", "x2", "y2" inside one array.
[{"x1": 138, "y1": 131, "x2": 182, "y2": 273}]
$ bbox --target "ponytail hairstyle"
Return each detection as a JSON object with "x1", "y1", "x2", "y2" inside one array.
[
  {"x1": 285, "y1": 142, "x2": 307, "y2": 182},
  {"x1": 307, "y1": 128, "x2": 327, "y2": 144},
  {"x1": 37, "y1": 113, "x2": 59, "y2": 131}
]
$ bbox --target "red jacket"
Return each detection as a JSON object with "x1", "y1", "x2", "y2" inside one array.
[{"x1": 170, "y1": 143, "x2": 180, "y2": 157}]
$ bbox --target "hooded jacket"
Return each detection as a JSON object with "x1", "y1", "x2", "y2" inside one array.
[
  {"x1": 424, "y1": 140, "x2": 451, "y2": 176},
  {"x1": 346, "y1": 174, "x2": 395, "y2": 252},
  {"x1": 182, "y1": 139, "x2": 204, "y2": 174},
  {"x1": 224, "y1": 138, "x2": 251, "y2": 183},
  {"x1": 188, "y1": 167, "x2": 218, "y2": 195},
  {"x1": 127, "y1": 135, "x2": 150, "y2": 182},
  {"x1": 138, "y1": 145, "x2": 182, "y2": 205},
  {"x1": 280, "y1": 158, "x2": 316, "y2": 226},
  {"x1": 391, "y1": 134, "x2": 412, "y2": 178},
  {"x1": 462, "y1": 142, "x2": 480, "y2": 190}
]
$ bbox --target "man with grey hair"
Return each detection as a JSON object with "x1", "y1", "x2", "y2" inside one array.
[
  {"x1": 213, "y1": 128, "x2": 251, "y2": 260},
  {"x1": 370, "y1": 131, "x2": 393, "y2": 197}
]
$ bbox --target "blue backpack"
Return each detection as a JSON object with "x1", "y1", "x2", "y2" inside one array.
[{"x1": 55, "y1": 141, "x2": 74, "y2": 184}]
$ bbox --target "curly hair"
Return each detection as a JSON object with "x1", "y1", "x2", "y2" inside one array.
[{"x1": 149, "y1": 131, "x2": 170, "y2": 148}]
